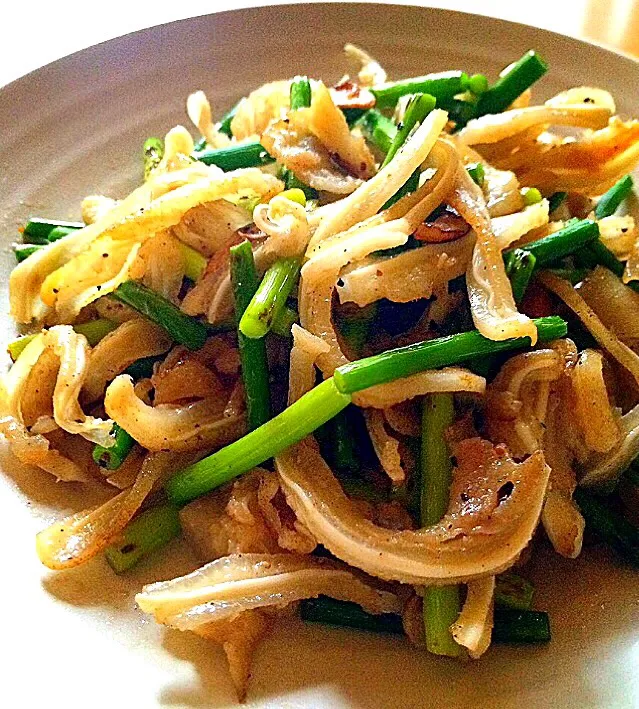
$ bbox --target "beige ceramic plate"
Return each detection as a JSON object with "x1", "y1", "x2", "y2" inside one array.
[{"x1": 1, "y1": 4, "x2": 638, "y2": 708}]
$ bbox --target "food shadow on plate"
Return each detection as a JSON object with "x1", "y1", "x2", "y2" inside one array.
[
  {"x1": 154, "y1": 545, "x2": 635, "y2": 709},
  {"x1": 159, "y1": 628, "x2": 238, "y2": 707},
  {"x1": 0, "y1": 439, "x2": 112, "y2": 512},
  {"x1": 41, "y1": 537, "x2": 198, "y2": 612}
]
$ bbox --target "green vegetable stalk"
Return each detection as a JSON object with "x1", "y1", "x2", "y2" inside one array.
[
  {"x1": 104, "y1": 504, "x2": 181, "y2": 574},
  {"x1": 420, "y1": 393, "x2": 461, "y2": 657},
  {"x1": 112, "y1": 281, "x2": 208, "y2": 351},
  {"x1": 333, "y1": 316, "x2": 568, "y2": 394},
  {"x1": 230, "y1": 241, "x2": 272, "y2": 431},
  {"x1": 165, "y1": 378, "x2": 351, "y2": 506},
  {"x1": 239, "y1": 257, "x2": 300, "y2": 339}
]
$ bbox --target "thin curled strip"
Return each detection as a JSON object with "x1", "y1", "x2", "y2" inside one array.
[
  {"x1": 41, "y1": 326, "x2": 114, "y2": 446},
  {"x1": 353, "y1": 368, "x2": 486, "y2": 409},
  {"x1": 82, "y1": 319, "x2": 172, "y2": 404},
  {"x1": 230, "y1": 80, "x2": 291, "y2": 141},
  {"x1": 578, "y1": 266, "x2": 639, "y2": 344},
  {"x1": 36, "y1": 451, "x2": 192, "y2": 569},
  {"x1": 456, "y1": 104, "x2": 611, "y2": 146},
  {"x1": 186, "y1": 90, "x2": 232, "y2": 149},
  {"x1": 300, "y1": 141, "x2": 458, "y2": 379},
  {"x1": 571, "y1": 349, "x2": 621, "y2": 454},
  {"x1": 0, "y1": 415, "x2": 89, "y2": 482},
  {"x1": 484, "y1": 349, "x2": 563, "y2": 458},
  {"x1": 0, "y1": 333, "x2": 88, "y2": 481},
  {"x1": 491, "y1": 200, "x2": 550, "y2": 250},
  {"x1": 538, "y1": 270, "x2": 639, "y2": 387},
  {"x1": 337, "y1": 233, "x2": 474, "y2": 307},
  {"x1": 307, "y1": 109, "x2": 448, "y2": 247},
  {"x1": 364, "y1": 409, "x2": 405, "y2": 485},
  {"x1": 104, "y1": 375, "x2": 246, "y2": 452},
  {"x1": 276, "y1": 437, "x2": 550, "y2": 585},
  {"x1": 135, "y1": 553, "x2": 402, "y2": 630},
  {"x1": 450, "y1": 167, "x2": 537, "y2": 343},
  {"x1": 344, "y1": 43, "x2": 387, "y2": 86},
  {"x1": 253, "y1": 195, "x2": 310, "y2": 258},
  {"x1": 579, "y1": 402, "x2": 639, "y2": 488},
  {"x1": 451, "y1": 577, "x2": 495, "y2": 659},
  {"x1": 288, "y1": 325, "x2": 330, "y2": 405}
]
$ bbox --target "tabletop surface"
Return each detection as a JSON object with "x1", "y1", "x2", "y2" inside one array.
[{"x1": 1, "y1": 0, "x2": 638, "y2": 89}]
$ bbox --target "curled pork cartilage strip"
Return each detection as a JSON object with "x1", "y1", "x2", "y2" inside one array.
[
  {"x1": 104, "y1": 374, "x2": 246, "y2": 452},
  {"x1": 256, "y1": 473, "x2": 317, "y2": 553},
  {"x1": 187, "y1": 90, "x2": 232, "y2": 149},
  {"x1": 545, "y1": 86, "x2": 616, "y2": 112},
  {"x1": 0, "y1": 333, "x2": 90, "y2": 482},
  {"x1": 172, "y1": 200, "x2": 253, "y2": 260},
  {"x1": 337, "y1": 233, "x2": 474, "y2": 307},
  {"x1": 514, "y1": 119, "x2": 639, "y2": 194},
  {"x1": 482, "y1": 131, "x2": 561, "y2": 174},
  {"x1": 0, "y1": 415, "x2": 89, "y2": 482},
  {"x1": 300, "y1": 219, "x2": 413, "y2": 377},
  {"x1": 485, "y1": 350, "x2": 562, "y2": 458},
  {"x1": 36, "y1": 450, "x2": 191, "y2": 569},
  {"x1": 253, "y1": 194, "x2": 310, "y2": 258},
  {"x1": 571, "y1": 349, "x2": 621, "y2": 454},
  {"x1": 306, "y1": 138, "x2": 457, "y2": 260},
  {"x1": 258, "y1": 79, "x2": 376, "y2": 196},
  {"x1": 534, "y1": 340, "x2": 585, "y2": 558},
  {"x1": 137, "y1": 231, "x2": 186, "y2": 303},
  {"x1": 353, "y1": 368, "x2": 486, "y2": 409},
  {"x1": 481, "y1": 162, "x2": 524, "y2": 218},
  {"x1": 365, "y1": 409, "x2": 405, "y2": 485},
  {"x1": 579, "y1": 401, "x2": 639, "y2": 489},
  {"x1": 179, "y1": 468, "x2": 315, "y2": 562},
  {"x1": 197, "y1": 242, "x2": 277, "y2": 325},
  {"x1": 473, "y1": 124, "x2": 546, "y2": 165},
  {"x1": 297, "y1": 80, "x2": 375, "y2": 181},
  {"x1": 451, "y1": 577, "x2": 495, "y2": 659},
  {"x1": 491, "y1": 200, "x2": 550, "y2": 250},
  {"x1": 194, "y1": 609, "x2": 271, "y2": 703},
  {"x1": 542, "y1": 489, "x2": 585, "y2": 560},
  {"x1": 0, "y1": 334, "x2": 46, "y2": 420},
  {"x1": 276, "y1": 437, "x2": 550, "y2": 585},
  {"x1": 230, "y1": 80, "x2": 291, "y2": 141},
  {"x1": 538, "y1": 270, "x2": 639, "y2": 387},
  {"x1": 288, "y1": 324, "x2": 330, "y2": 405},
  {"x1": 450, "y1": 166, "x2": 537, "y2": 344},
  {"x1": 57, "y1": 240, "x2": 143, "y2": 323},
  {"x1": 156, "y1": 125, "x2": 196, "y2": 174},
  {"x1": 82, "y1": 318, "x2": 173, "y2": 404},
  {"x1": 344, "y1": 43, "x2": 387, "y2": 86},
  {"x1": 37, "y1": 326, "x2": 113, "y2": 446},
  {"x1": 456, "y1": 104, "x2": 612, "y2": 146},
  {"x1": 261, "y1": 116, "x2": 363, "y2": 196},
  {"x1": 518, "y1": 117, "x2": 639, "y2": 171},
  {"x1": 307, "y1": 109, "x2": 449, "y2": 247},
  {"x1": 135, "y1": 553, "x2": 402, "y2": 630},
  {"x1": 16, "y1": 167, "x2": 279, "y2": 323},
  {"x1": 300, "y1": 142, "x2": 458, "y2": 381}
]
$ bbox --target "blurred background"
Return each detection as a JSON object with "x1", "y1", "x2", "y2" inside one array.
[{"x1": 1, "y1": 0, "x2": 637, "y2": 87}]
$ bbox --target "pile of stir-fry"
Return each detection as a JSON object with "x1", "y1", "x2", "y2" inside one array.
[{"x1": 4, "y1": 45, "x2": 639, "y2": 700}]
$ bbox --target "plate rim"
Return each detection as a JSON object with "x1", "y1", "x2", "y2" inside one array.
[{"x1": 1, "y1": 1, "x2": 638, "y2": 96}]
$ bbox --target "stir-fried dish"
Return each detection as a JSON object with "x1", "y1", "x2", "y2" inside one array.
[{"x1": 4, "y1": 45, "x2": 639, "y2": 701}]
